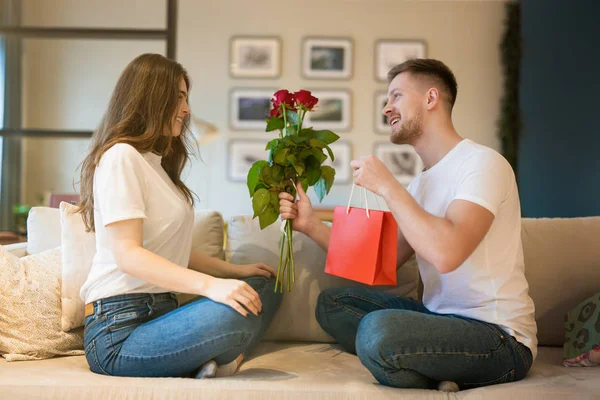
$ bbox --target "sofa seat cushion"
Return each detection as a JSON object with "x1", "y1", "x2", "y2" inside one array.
[{"x1": 1, "y1": 345, "x2": 598, "y2": 399}]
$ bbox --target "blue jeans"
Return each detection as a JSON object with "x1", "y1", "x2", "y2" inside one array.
[
  {"x1": 316, "y1": 287, "x2": 533, "y2": 390},
  {"x1": 83, "y1": 277, "x2": 282, "y2": 377}
]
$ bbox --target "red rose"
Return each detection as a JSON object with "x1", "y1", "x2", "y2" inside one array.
[
  {"x1": 271, "y1": 89, "x2": 296, "y2": 110},
  {"x1": 294, "y1": 90, "x2": 318, "y2": 111},
  {"x1": 270, "y1": 107, "x2": 281, "y2": 118}
]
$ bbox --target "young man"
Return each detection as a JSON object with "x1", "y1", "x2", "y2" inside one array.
[{"x1": 279, "y1": 59, "x2": 537, "y2": 391}]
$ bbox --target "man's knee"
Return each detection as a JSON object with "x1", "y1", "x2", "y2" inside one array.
[
  {"x1": 315, "y1": 287, "x2": 342, "y2": 327},
  {"x1": 355, "y1": 311, "x2": 389, "y2": 364}
]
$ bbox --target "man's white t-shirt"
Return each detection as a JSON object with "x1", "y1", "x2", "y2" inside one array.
[
  {"x1": 407, "y1": 139, "x2": 538, "y2": 359},
  {"x1": 80, "y1": 143, "x2": 194, "y2": 304}
]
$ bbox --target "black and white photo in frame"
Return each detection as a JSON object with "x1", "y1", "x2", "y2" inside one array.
[
  {"x1": 230, "y1": 88, "x2": 274, "y2": 130},
  {"x1": 230, "y1": 36, "x2": 281, "y2": 78},
  {"x1": 374, "y1": 40, "x2": 426, "y2": 82},
  {"x1": 302, "y1": 37, "x2": 353, "y2": 79},
  {"x1": 373, "y1": 143, "x2": 424, "y2": 186},
  {"x1": 227, "y1": 140, "x2": 269, "y2": 182},
  {"x1": 304, "y1": 90, "x2": 351, "y2": 131},
  {"x1": 322, "y1": 141, "x2": 352, "y2": 184},
  {"x1": 375, "y1": 91, "x2": 389, "y2": 134}
]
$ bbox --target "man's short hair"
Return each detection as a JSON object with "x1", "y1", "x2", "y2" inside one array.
[{"x1": 387, "y1": 59, "x2": 458, "y2": 110}]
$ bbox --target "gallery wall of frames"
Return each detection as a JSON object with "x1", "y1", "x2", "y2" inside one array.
[{"x1": 227, "y1": 36, "x2": 426, "y2": 188}]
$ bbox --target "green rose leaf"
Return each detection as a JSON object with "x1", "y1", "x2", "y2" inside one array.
[
  {"x1": 252, "y1": 188, "x2": 270, "y2": 218},
  {"x1": 274, "y1": 148, "x2": 290, "y2": 165},
  {"x1": 258, "y1": 191, "x2": 280, "y2": 229},
  {"x1": 287, "y1": 154, "x2": 305, "y2": 176},
  {"x1": 266, "y1": 117, "x2": 284, "y2": 132},
  {"x1": 310, "y1": 148, "x2": 327, "y2": 163},
  {"x1": 314, "y1": 166, "x2": 336, "y2": 202},
  {"x1": 306, "y1": 162, "x2": 322, "y2": 186},
  {"x1": 247, "y1": 160, "x2": 269, "y2": 196},
  {"x1": 313, "y1": 129, "x2": 340, "y2": 144},
  {"x1": 324, "y1": 145, "x2": 335, "y2": 162},
  {"x1": 309, "y1": 138, "x2": 326, "y2": 149},
  {"x1": 265, "y1": 139, "x2": 279, "y2": 151}
]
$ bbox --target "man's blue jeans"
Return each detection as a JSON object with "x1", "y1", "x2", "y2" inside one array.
[
  {"x1": 316, "y1": 287, "x2": 533, "y2": 390},
  {"x1": 83, "y1": 277, "x2": 281, "y2": 377}
]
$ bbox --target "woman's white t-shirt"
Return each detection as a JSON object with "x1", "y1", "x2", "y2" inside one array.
[
  {"x1": 80, "y1": 143, "x2": 194, "y2": 304},
  {"x1": 407, "y1": 139, "x2": 538, "y2": 359}
]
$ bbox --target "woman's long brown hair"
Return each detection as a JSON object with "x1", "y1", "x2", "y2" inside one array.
[{"x1": 77, "y1": 53, "x2": 196, "y2": 232}]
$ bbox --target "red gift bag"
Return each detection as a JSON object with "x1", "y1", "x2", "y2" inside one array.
[{"x1": 325, "y1": 186, "x2": 398, "y2": 286}]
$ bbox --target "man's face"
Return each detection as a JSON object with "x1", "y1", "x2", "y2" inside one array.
[{"x1": 382, "y1": 72, "x2": 424, "y2": 145}]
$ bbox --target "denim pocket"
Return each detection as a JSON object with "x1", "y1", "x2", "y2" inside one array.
[{"x1": 107, "y1": 305, "x2": 150, "y2": 332}]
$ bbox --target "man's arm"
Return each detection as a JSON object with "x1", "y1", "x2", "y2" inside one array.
[
  {"x1": 381, "y1": 183, "x2": 494, "y2": 274},
  {"x1": 352, "y1": 155, "x2": 495, "y2": 274}
]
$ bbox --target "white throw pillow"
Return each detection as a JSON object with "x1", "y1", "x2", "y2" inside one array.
[
  {"x1": 0, "y1": 245, "x2": 84, "y2": 361},
  {"x1": 59, "y1": 203, "x2": 226, "y2": 331},
  {"x1": 226, "y1": 215, "x2": 420, "y2": 342},
  {"x1": 26, "y1": 207, "x2": 61, "y2": 255},
  {"x1": 60, "y1": 202, "x2": 97, "y2": 332}
]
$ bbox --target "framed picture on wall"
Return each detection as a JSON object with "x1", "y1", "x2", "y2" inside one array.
[
  {"x1": 374, "y1": 39, "x2": 427, "y2": 82},
  {"x1": 302, "y1": 37, "x2": 353, "y2": 79},
  {"x1": 230, "y1": 88, "x2": 274, "y2": 130},
  {"x1": 373, "y1": 142, "x2": 423, "y2": 186},
  {"x1": 375, "y1": 91, "x2": 389, "y2": 134},
  {"x1": 227, "y1": 139, "x2": 269, "y2": 182},
  {"x1": 304, "y1": 89, "x2": 352, "y2": 131},
  {"x1": 322, "y1": 140, "x2": 353, "y2": 184},
  {"x1": 230, "y1": 36, "x2": 282, "y2": 78}
]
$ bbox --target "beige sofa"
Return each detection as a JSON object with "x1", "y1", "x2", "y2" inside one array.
[{"x1": 1, "y1": 208, "x2": 600, "y2": 399}]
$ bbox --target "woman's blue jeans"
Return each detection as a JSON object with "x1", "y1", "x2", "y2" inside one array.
[
  {"x1": 83, "y1": 277, "x2": 281, "y2": 377},
  {"x1": 316, "y1": 287, "x2": 533, "y2": 390}
]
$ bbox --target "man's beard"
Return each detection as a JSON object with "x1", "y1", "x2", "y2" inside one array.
[{"x1": 390, "y1": 111, "x2": 423, "y2": 145}]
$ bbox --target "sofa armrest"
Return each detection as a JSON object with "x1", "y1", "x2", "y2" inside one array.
[{"x1": 4, "y1": 242, "x2": 28, "y2": 258}]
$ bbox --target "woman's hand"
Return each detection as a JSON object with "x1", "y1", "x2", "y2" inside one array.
[
  {"x1": 230, "y1": 263, "x2": 277, "y2": 279},
  {"x1": 203, "y1": 278, "x2": 262, "y2": 317}
]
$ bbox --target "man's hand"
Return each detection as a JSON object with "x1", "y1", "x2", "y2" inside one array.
[
  {"x1": 230, "y1": 263, "x2": 277, "y2": 279},
  {"x1": 350, "y1": 155, "x2": 399, "y2": 197},
  {"x1": 279, "y1": 182, "x2": 319, "y2": 234}
]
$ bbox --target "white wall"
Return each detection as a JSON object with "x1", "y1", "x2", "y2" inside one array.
[{"x1": 21, "y1": 0, "x2": 507, "y2": 220}]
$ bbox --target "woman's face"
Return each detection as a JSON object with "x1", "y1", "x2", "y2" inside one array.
[{"x1": 172, "y1": 77, "x2": 190, "y2": 137}]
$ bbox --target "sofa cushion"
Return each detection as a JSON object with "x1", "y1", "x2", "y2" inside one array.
[
  {"x1": 522, "y1": 217, "x2": 600, "y2": 346},
  {"x1": 26, "y1": 206, "x2": 61, "y2": 255},
  {"x1": 60, "y1": 202, "x2": 97, "y2": 332},
  {"x1": 0, "y1": 245, "x2": 84, "y2": 361},
  {"x1": 226, "y1": 216, "x2": 419, "y2": 342}
]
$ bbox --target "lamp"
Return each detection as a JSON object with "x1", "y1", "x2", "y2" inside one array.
[{"x1": 189, "y1": 114, "x2": 219, "y2": 146}]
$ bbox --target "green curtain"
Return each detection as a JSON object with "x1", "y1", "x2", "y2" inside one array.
[{"x1": 0, "y1": 0, "x2": 22, "y2": 232}]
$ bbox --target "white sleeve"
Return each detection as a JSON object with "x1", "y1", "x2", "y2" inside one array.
[
  {"x1": 94, "y1": 144, "x2": 148, "y2": 226},
  {"x1": 453, "y1": 152, "x2": 513, "y2": 216}
]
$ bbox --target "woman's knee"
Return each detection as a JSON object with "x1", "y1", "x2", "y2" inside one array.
[{"x1": 315, "y1": 287, "x2": 342, "y2": 327}]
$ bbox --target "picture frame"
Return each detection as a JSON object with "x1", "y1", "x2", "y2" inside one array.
[
  {"x1": 322, "y1": 140, "x2": 353, "y2": 184},
  {"x1": 302, "y1": 37, "x2": 353, "y2": 80},
  {"x1": 374, "y1": 91, "x2": 389, "y2": 134},
  {"x1": 304, "y1": 89, "x2": 352, "y2": 132},
  {"x1": 374, "y1": 39, "x2": 427, "y2": 82},
  {"x1": 229, "y1": 36, "x2": 282, "y2": 78},
  {"x1": 229, "y1": 88, "x2": 274, "y2": 130},
  {"x1": 227, "y1": 139, "x2": 269, "y2": 182},
  {"x1": 373, "y1": 142, "x2": 424, "y2": 186}
]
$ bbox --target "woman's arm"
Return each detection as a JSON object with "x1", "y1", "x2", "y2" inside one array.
[
  {"x1": 106, "y1": 218, "x2": 262, "y2": 316},
  {"x1": 188, "y1": 250, "x2": 276, "y2": 279}
]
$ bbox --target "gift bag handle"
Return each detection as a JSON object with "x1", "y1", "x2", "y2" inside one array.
[{"x1": 346, "y1": 184, "x2": 381, "y2": 218}]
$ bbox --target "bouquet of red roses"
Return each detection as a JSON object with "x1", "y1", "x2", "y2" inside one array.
[{"x1": 247, "y1": 89, "x2": 340, "y2": 292}]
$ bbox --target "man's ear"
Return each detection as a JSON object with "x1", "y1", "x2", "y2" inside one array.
[{"x1": 425, "y1": 87, "x2": 439, "y2": 110}]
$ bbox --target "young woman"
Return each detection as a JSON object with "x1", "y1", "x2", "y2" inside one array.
[{"x1": 77, "y1": 53, "x2": 281, "y2": 378}]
